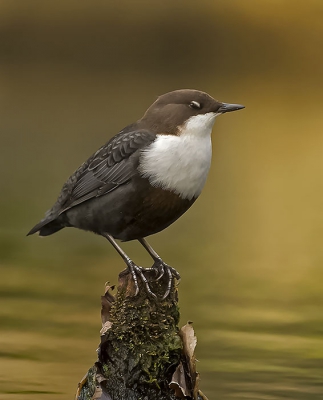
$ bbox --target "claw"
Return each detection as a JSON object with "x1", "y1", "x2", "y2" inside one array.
[
  {"x1": 162, "y1": 266, "x2": 172, "y2": 300},
  {"x1": 152, "y1": 259, "x2": 181, "y2": 299},
  {"x1": 126, "y1": 261, "x2": 157, "y2": 299},
  {"x1": 126, "y1": 261, "x2": 139, "y2": 296},
  {"x1": 123, "y1": 259, "x2": 180, "y2": 300},
  {"x1": 154, "y1": 262, "x2": 165, "y2": 281}
]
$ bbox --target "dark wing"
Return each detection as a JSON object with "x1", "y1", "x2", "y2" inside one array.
[
  {"x1": 58, "y1": 129, "x2": 156, "y2": 212},
  {"x1": 28, "y1": 129, "x2": 156, "y2": 235}
]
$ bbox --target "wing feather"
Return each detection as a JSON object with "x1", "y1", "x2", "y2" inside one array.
[{"x1": 55, "y1": 129, "x2": 156, "y2": 213}]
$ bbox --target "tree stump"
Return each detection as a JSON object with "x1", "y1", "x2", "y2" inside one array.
[{"x1": 75, "y1": 269, "x2": 209, "y2": 400}]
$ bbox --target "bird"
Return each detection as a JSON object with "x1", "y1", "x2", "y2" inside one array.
[{"x1": 28, "y1": 89, "x2": 244, "y2": 299}]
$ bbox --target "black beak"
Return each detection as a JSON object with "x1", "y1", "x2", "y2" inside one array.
[{"x1": 218, "y1": 102, "x2": 245, "y2": 114}]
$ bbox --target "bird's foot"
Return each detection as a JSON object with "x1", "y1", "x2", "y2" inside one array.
[
  {"x1": 119, "y1": 259, "x2": 180, "y2": 300},
  {"x1": 151, "y1": 258, "x2": 181, "y2": 300},
  {"x1": 122, "y1": 260, "x2": 158, "y2": 299}
]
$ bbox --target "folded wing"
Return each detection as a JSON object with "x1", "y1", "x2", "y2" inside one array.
[{"x1": 27, "y1": 129, "x2": 156, "y2": 235}]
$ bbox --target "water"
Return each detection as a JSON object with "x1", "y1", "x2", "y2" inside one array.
[{"x1": 1, "y1": 1, "x2": 323, "y2": 398}]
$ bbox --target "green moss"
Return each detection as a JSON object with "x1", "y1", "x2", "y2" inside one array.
[{"x1": 77, "y1": 272, "x2": 183, "y2": 399}]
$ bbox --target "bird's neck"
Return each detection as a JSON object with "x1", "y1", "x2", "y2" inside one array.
[{"x1": 138, "y1": 116, "x2": 215, "y2": 200}]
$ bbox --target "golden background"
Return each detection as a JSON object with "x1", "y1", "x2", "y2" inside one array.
[{"x1": 1, "y1": 1, "x2": 323, "y2": 399}]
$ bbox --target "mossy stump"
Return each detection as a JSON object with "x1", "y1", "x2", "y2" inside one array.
[{"x1": 75, "y1": 269, "x2": 209, "y2": 400}]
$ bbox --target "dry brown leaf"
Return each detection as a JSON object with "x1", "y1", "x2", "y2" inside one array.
[
  {"x1": 179, "y1": 322, "x2": 200, "y2": 400},
  {"x1": 101, "y1": 283, "x2": 115, "y2": 325},
  {"x1": 90, "y1": 384, "x2": 112, "y2": 400},
  {"x1": 91, "y1": 384, "x2": 103, "y2": 399},
  {"x1": 91, "y1": 372, "x2": 112, "y2": 400},
  {"x1": 180, "y1": 322, "x2": 197, "y2": 373},
  {"x1": 100, "y1": 320, "x2": 113, "y2": 335},
  {"x1": 169, "y1": 362, "x2": 190, "y2": 398}
]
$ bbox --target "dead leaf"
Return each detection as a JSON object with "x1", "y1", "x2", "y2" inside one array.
[
  {"x1": 100, "y1": 321, "x2": 113, "y2": 335},
  {"x1": 170, "y1": 362, "x2": 190, "y2": 398},
  {"x1": 179, "y1": 322, "x2": 200, "y2": 400},
  {"x1": 101, "y1": 284, "x2": 115, "y2": 325}
]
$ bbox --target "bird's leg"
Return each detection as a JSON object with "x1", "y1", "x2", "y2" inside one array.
[
  {"x1": 102, "y1": 233, "x2": 157, "y2": 299},
  {"x1": 138, "y1": 238, "x2": 180, "y2": 299},
  {"x1": 138, "y1": 238, "x2": 180, "y2": 278}
]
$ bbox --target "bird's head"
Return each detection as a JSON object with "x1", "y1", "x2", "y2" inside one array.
[{"x1": 140, "y1": 89, "x2": 244, "y2": 135}]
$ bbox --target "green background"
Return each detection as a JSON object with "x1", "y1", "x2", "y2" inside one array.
[{"x1": 1, "y1": 1, "x2": 323, "y2": 399}]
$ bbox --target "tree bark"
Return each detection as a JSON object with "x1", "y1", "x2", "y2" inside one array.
[{"x1": 75, "y1": 269, "x2": 209, "y2": 400}]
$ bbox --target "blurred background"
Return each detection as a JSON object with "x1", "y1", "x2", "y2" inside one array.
[{"x1": 1, "y1": 0, "x2": 323, "y2": 399}]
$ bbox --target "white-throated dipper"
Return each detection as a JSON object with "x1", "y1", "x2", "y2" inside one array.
[{"x1": 28, "y1": 89, "x2": 244, "y2": 298}]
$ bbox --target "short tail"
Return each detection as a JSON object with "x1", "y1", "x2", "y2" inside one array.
[{"x1": 27, "y1": 217, "x2": 64, "y2": 237}]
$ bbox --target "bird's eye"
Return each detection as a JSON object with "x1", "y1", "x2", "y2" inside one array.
[{"x1": 189, "y1": 101, "x2": 201, "y2": 110}]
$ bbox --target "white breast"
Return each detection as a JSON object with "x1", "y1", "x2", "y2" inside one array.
[{"x1": 138, "y1": 112, "x2": 217, "y2": 200}]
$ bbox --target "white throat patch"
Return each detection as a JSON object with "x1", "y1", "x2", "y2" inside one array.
[{"x1": 138, "y1": 112, "x2": 217, "y2": 200}]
